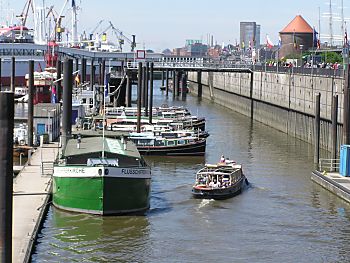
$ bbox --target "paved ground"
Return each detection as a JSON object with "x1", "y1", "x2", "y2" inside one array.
[{"x1": 12, "y1": 143, "x2": 58, "y2": 263}]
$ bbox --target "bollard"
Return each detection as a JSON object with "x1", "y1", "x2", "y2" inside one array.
[
  {"x1": 62, "y1": 59, "x2": 73, "y2": 152},
  {"x1": 165, "y1": 69, "x2": 169, "y2": 97},
  {"x1": 331, "y1": 95, "x2": 338, "y2": 161},
  {"x1": 11, "y1": 57, "x2": 16, "y2": 92},
  {"x1": 137, "y1": 62, "x2": 142, "y2": 133},
  {"x1": 28, "y1": 60, "x2": 34, "y2": 147},
  {"x1": 314, "y1": 93, "x2": 321, "y2": 166},
  {"x1": 0, "y1": 92, "x2": 14, "y2": 263},
  {"x1": 149, "y1": 62, "x2": 154, "y2": 124}
]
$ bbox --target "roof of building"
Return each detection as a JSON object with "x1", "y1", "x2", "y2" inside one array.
[
  {"x1": 280, "y1": 15, "x2": 313, "y2": 34},
  {"x1": 64, "y1": 136, "x2": 141, "y2": 159}
]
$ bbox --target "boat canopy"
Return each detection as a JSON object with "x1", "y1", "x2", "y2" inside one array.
[{"x1": 87, "y1": 158, "x2": 119, "y2": 167}]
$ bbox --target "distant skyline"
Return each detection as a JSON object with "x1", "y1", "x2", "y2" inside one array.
[{"x1": 2, "y1": 0, "x2": 350, "y2": 52}]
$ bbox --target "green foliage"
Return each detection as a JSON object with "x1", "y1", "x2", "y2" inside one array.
[
  {"x1": 284, "y1": 53, "x2": 302, "y2": 60},
  {"x1": 320, "y1": 52, "x2": 342, "y2": 63}
]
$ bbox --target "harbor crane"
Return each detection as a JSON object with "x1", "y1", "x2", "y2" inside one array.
[
  {"x1": 16, "y1": 0, "x2": 34, "y2": 26},
  {"x1": 46, "y1": 5, "x2": 65, "y2": 42},
  {"x1": 106, "y1": 21, "x2": 136, "y2": 52}
]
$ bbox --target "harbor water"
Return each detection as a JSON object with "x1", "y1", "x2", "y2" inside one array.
[{"x1": 31, "y1": 81, "x2": 350, "y2": 262}]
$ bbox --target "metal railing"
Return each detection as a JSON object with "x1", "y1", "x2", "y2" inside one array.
[
  {"x1": 41, "y1": 161, "x2": 54, "y2": 176},
  {"x1": 126, "y1": 61, "x2": 344, "y2": 78},
  {"x1": 318, "y1": 158, "x2": 340, "y2": 172}
]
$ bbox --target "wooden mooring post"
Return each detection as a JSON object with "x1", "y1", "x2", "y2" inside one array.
[
  {"x1": 197, "y1": 69, "x2": 202, "y2": 98},
  {"x1": 137, "y1": 62, "x2": 142, "y2": 133},
  {"x1": 149, "y1": 62, "x2": 154, "y2": 124},
  {"x1": 0, "y1": 91, "x2": 14, "y2": 263},
  {"x1": 165, "y1": 69, "x2": 169, "y2": 97},
  {"x1": 56, "y1": 60, "x2": 62, "y2": 102},
  {"x1": 28, "y1": 60, "x2": 34, "y2": 147},
  {"x1": 62, "y1": 59, "x2": 73, "y2": 152}
]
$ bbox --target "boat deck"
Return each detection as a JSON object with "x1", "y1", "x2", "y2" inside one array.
[
  {"x1": 13, "y1": 143, "x2": 59, "y2": 263},
  {"x1": 311, "y1": 170, "x2": 350, "y2": 203}
]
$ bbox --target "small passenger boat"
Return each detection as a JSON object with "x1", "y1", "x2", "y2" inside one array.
[{"x1": 192, "y1": 159, "x2": 248, "y2": 199}]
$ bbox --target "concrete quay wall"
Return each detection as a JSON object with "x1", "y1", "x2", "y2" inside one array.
[{"x1": 188, "y1": 71, "x2": 344, "y2": 152}]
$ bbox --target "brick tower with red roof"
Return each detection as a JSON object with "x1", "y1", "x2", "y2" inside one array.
[{"x1": 279, "y1": 15, "x2": 314, "y2": 59}]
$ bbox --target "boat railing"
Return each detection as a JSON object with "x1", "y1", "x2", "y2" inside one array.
[{"x1": 318, "y1": 158, "x2": 340, "y2": 172}]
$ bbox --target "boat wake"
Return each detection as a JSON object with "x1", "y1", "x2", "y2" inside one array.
[{"x1": 198, "y1": 199, "x2": 214, "y2": 209}]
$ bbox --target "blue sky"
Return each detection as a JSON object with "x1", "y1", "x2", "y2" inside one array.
[{"x1": 3, "y1": 0, "x2": 350, "y2": 51}]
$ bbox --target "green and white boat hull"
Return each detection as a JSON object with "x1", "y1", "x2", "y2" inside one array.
[{"x1": 53, "y1": 166, "x2": 151, "y2": 215}]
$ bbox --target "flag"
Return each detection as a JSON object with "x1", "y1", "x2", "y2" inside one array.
[
  {"x1": 51, "y1": 86, "x2": 57, "y2": 103},
  {"x1": 345, "y1": 28, "x2": 349, "y2": 48},
  {"x1": 72, "y1": 0, "x2": 76, "y2": 7},
  {"x1": 293, "y1": 31, "x2": 297, "y2": 49},
  {"x1": 75, "y1": 74, "x2": 80, "y2": 85},
  {"x1": 313, "y1": 27, "x2": 319, "y2": 48},
  {"x1": 278, "y1": 36, "x2": 282, "y2": 49},
  {"x1": 266, "y1": 35, "x2": 274, "y2": 49},
  {"x1": 104, "y1": 73, "x2": 110, "y2": 97}
]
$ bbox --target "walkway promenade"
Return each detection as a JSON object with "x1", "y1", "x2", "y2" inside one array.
[{"x1": 12, "y1": 143, "x2": 58, "y2": 263}]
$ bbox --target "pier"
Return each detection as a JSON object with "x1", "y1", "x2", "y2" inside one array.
[{"x1": 12, "y1": 143, "x2": 58, "y2": 263}]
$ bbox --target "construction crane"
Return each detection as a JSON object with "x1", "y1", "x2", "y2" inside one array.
[
  {"x1": 16, "y1": 0, "x2": 34, "y2": 26},
  {"x1": 108, "y1": 21, "x2": 136, "y2": 52}
]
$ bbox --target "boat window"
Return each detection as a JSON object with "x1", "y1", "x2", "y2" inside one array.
[
  {"x1": 155, "y1": 140, "x2": 165, "y2": 146},
  {"x1": 167, "y1": 140, "x2": 175, "y2": 146},
  {"x1": 178, "y1": 140, "x2": 185, "y2": 145}
]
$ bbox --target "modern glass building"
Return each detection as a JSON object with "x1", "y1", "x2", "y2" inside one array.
[{"x1": 240, "y1": 22, "x2": 261, "y2": 48}]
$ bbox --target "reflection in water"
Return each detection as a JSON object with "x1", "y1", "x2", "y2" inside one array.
[
  {"x1": 32, "y1": 81, "x2": 350, "y2": 262},
  {"x1": 32, "y1": 207, "x2": 151, "y2": 262}
]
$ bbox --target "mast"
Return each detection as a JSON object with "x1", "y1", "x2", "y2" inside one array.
[
  {"x1": 341, "y1": 0, "x2": 344, "y2": 39},
  {"x1": 71, "y1": 0, "x2": 78, "y2": 46},
  {"x1": 329, "y1": 0, "x2": 333, "y2": 46}
]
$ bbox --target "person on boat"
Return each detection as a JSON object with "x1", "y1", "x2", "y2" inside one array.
[
  {"x1": 220, "y1": 155, "x2": 225, "y2": 163},
  {"x1": 208, "y1": 180, "x2": 215, "y2": 188}
]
